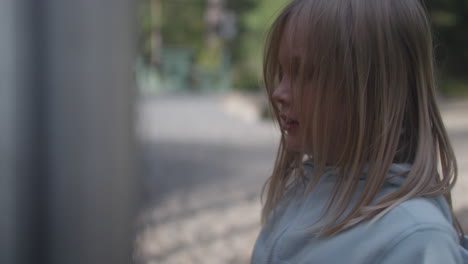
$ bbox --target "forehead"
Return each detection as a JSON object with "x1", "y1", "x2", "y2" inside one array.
[{"x1": 278, "y1": 18, "x2": 307, "y2": 63}]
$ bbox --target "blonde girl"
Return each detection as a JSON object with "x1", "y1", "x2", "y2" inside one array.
[{"x1": 251, "y1": 0, "x2": 468, "y2": 263}]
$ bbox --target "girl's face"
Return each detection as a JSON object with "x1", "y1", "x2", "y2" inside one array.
[
  {"x1": 272, "y1": 75, "x2": 302, "y2": 152},
  {"x1": 272, "y1": 26, "x2": 342, "y2": 157},
  {"x1": 272, "y1": 31, "x2": 307, "y2": 152}
]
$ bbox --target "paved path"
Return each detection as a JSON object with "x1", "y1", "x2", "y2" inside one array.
[{"x1": 135, "y1": 93, "x2": 468, "y2": 264}]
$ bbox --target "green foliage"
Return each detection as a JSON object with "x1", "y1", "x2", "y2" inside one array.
[
  {"x1": 137, "y1": 0, "x2": 468, "y2": 95},
  {"x1": 439, "y1": 78, "x2": 468, "y2": 97},
  {"x1": 137, "y1": 1, "x2": 155, "y2": 62},
  {"x1": 427, "y1": 0, "x2": 468, "y2": 80},
  {"x1": 230, "y1": 0, "x2": 289, "y2": 91},
  {"x1": 160, "y1": 0, "x2": 206, "y2": 52},
  {"x1": 197, "y1": 39, "x2": 223, "y2": 70},
  {"x1": 225, "y1": 0, "x2": 257, "y2": 12}
]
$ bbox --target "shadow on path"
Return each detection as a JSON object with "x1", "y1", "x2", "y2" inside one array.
[{"x1": 456, "y1": 207, "x2": 468, "y2": 234}]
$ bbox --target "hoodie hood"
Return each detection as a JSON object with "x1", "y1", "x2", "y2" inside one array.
[
  {"x1": 302, "y1": 159, "x2": 468, "y2": 262},
  {"x1": 302, "y1": 158, "x2": 411, "y2": 186},
  {"x1": 384, "y1": 163, "x2": 468, "y2": 262}
]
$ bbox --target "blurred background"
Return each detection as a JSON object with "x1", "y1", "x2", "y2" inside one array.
[
  {"x1": 134, "y1": 1, "x2": 468, "y2": 263},
  {"x1": 1, "y1": 0, "x2": 467, "y2": 264}
]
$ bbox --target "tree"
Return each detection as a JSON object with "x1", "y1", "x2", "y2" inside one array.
[{"x1": 427, "y1": 0, "x2": 468, "y2": 94}]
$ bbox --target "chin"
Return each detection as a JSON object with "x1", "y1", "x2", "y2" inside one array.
[
  {"x1": 285, "y1": 139, "x2": 302, "y2": 152},
  {"x1": 285, "y1": 136, "x2": 312, "y2": 154}
]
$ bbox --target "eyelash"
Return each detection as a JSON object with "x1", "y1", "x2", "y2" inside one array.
[{"x1": 278, "y1": 65, "x2": 299, "y2": 81}]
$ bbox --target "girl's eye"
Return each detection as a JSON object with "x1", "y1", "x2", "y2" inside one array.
[
  {"x1": 291, "y1": 64, "x2": 299, "y2": 76},
  {"x1": 291, "y1": 58, "x2": 300, "y2": 76},
  {"x1": 278, "y1": 60, "x2": 301, "y2": 81}
]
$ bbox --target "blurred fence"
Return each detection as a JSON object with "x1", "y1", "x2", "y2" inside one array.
[{"x1": 137, "y1": 46, "x2": 232, "y2": 94}]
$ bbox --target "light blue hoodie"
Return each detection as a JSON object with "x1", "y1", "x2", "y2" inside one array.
[{"x1": 251, "y1": 161, "x2": 468, "y2": 263}]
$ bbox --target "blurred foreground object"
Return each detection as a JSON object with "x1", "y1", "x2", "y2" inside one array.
[{"x1": 0, "y1": 0, "x2": 140, "y2": 264}]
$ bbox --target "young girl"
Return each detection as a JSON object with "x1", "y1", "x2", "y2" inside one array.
[{"x1": 251, "y1": 0, "x2": 468, "y2": 263}]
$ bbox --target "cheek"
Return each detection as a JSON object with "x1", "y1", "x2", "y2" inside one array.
[
  {"x1": 293, "y1": 88, "x2": 316, "y2": 126},
  {"x1": 284, "y1": 134, "x2": 302, "y2": 152},
  {"x1": 284, "y1": 132, "x2": 313, "y2": 154}
]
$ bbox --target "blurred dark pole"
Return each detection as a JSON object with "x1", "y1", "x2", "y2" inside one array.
[
  {"x1": 150, "y1": 0, "x2": 162, "y2": 67},
  {"x1": 0, "y1": 0, "x2": 140, "y2": 263},
  {"x1": 205, "y1": 0, "x2": 224, "y2": 48},
  {"x1": 0, "y1": 0, "x2": 40, "y2": 263}
]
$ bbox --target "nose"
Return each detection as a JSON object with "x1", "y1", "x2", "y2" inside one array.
[{"x1": 272, "y1": 79, "x2": 291, "y2": 109}]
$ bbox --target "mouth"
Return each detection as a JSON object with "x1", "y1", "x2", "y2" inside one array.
[{"x1": 280, "y1": 114, "x2": 299, "y2": 133}]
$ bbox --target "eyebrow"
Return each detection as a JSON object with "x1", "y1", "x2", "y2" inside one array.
[
  {"x1": 280, "y1": 55, "x2": 301, "y2": 64},
  {"x1": 279, "y1": 56, "x2": 302, "y2": 71},
  {"x1": 291, "y1": 56, "x2": 301, "y2": 65}
]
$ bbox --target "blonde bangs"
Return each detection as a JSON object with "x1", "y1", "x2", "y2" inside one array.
[{"x1": 261, "y1": 0, "x2": 463, "y2": 240}]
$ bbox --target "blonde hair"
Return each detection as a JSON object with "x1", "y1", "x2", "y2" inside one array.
[{"x1": 261, "y1": 0, "x2": 464, "y2": 240}]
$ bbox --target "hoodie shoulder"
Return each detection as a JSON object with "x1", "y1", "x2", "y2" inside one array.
[
  {"x1": 376, "y1": 196, "x2": 468, "y2": 263},
  {"x1": 378, "y1": 226, "x2": 464, "y2": 264}
]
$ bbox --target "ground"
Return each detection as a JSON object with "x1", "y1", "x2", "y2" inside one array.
[{"x1": 135, "y1": 93, "x2": 468, "y2": 264}]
